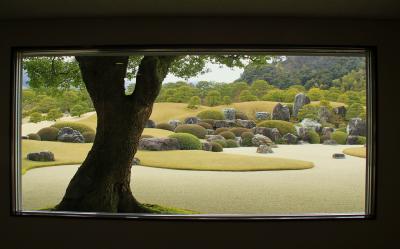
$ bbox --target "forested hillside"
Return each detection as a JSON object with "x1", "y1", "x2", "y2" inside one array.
[{"x1": 239, "y1": 56, "x2": 365, "y2": 89}]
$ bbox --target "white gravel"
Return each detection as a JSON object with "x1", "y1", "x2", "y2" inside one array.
[{"x1": 22, "y1": 144, "x2": 366, "y2": 215}]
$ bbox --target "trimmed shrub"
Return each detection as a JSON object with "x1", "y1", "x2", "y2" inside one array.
[
  {"x1": 213, "y1": 139, "x2": 227, "y2": 148},
  {"x1": 219, "y1": 131, "x2": 236, "y2": 140},
  {"x1": 198, "y1": 121, "x2": 213, "y2": 130},
  {"x1": 156, "y1": 123, "x2": 174, "y2": 131},
  {"x1": 169, "y1": 133, "x2": 202, "y2": 150},
  {"x1": 46, "y1": 108, "x2": 63, "y2": 121},
  {"x1": 257, "y1": 120, "x2": 296, "y2": 135},
  {"x1": 235, "y1": 111, "x2": 249, "y2": 120},
  {"x1": 82, "y1": 131, "x2": 96, "y2": 143},
  {"x1": 197, "y1": 110, "x2": 224, "y2": 120},
  {"x1": 357, "y1": 136, "x2": 367, "y2": 145},
  {"x1": 331, "y1": 131, "x2": 348, "y2": 144},
  {"x1": 226, "y1": 139, "x2": 239, "y2": 148},
  {"x1": 29, "y1": 112, "x2": 43, "y2": 123},
  {"x1": 37, "y1": 127, "x2": 60, "y2": 141},
  {"x1": 211, "y1": 142, "x2": 223, "y2": 152},
  {"x1": 241, "y1": 132, "x2": 254, "y2": 147},
  {"x1": 70, "y1": 104, "x2": 86, "y2": 117},
  {"x1": 215, "y1": 127, "x2": 230, "y2": 134},
  {"x1": 174, "y1": 124, "x2": 207, "y2": 139},
  {"x1": 306, "y1": 130, "x2": 321, "y2": 144},
  {"x1": 27, "y1": 133, "x2": 41, "y2": 140},
  {"x1": 201, "y1": 119, "x2": 215, "y2": 126},
  {"x1": 286, "y1": 103, "x2": 294, "y2": 115},
  {"x1": 230, "y1": 127, "x2": 251, "y2": 136},
  {"x1": 51, "y1": 122, "x2": 95, "y2": 134}
]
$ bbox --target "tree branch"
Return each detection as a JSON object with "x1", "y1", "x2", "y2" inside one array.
[{"x1": 131, "y1": 56, "x2": 176, "y2": 106}]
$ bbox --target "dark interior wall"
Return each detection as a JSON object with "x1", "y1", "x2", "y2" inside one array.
[{"x1": 0, "y1": 17, "x2": 398, "y2": 249}]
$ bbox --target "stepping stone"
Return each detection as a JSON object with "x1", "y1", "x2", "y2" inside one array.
[{"x1": 332, "y1": 153, "x2": 346, "y2": 159}]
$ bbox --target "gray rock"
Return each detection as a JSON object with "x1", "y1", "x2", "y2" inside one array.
[
  {"x1": 321, "y1": 127, "x2": 334, "y2": 142},
  {"x1": 57, "y1": 127, "x2": 85, "y2": 143},
  {"x1": 256, "y1": 145, "x2": 273, "y2": 154},
  {"x1": 168, "y1": 120, "x2": 182, "y2": 130},
  {"x1": 296, "y1": 126, "x2": 307, "y2": 140},
  {"x1": 206, "y1": 129, "x2": 215, "y2": 135},
  {"x1": 184, "y1": 116, "x2": 200, "y2": 124},
  {"x1": 206, "y1": 135, "x2": 226, "y2": 142},
  {"x1": 333, "y1": 106, "x2": 347, "y2": 117},
  {"x1": 346, "y1": 135, "x2": 359, "y2": 145},
  {"x1": 145, "y1": 119, "x2": 156, "y2": 128},
  {"x1": 223, "y1": 108, "x2": 236, "y2": 120},
  {"x1": 132, "y1": 157, "x2": 141, "y2": 165},
  {"x1": 252, "y1": 134, "x2": 273, "y2": 146},
  {"x1": 332, "y1": 153, "x2": 346, "y2": 159},
  {"x1": 282, "y1": 133, "x2": 298, "y2": 144},
  {"x1": 300, "y1": 118, "x2": 322, "y2": 132},
  {"x1": 235, "y1": 137, "x2": 242, "y2": 145},
  {"x1": 268, "y1": 128, "x2": 282, "y2": 142},
  {"x1": 272, "y1": 103, "x2": 290, "y2": 121},
  {"x1": 252, "y1": 127, "x2": 270, "y2": 136},
  {"x1": 318, "y1": 106, "x2": 331, "y2": 123},
  {"x1": 138, "y1": 137, "x2": 180, "y2": 151},
  {"x1": 235, "y1": 119, "x2": 256, "y2": 129},
  {"x1": 201, "y1": 141, "x2": 213, "y2": 151},
  {"x1": 293, "y1": 93, "x2": 310, "y2": 117},
  {"x1": 255, "y1": 112, "x2": 271, "y2": 121},
  {"x1": 27, "y1": 151, "x2": 55, "y2": 161},
  {"x1": 347, "y1": 118, "x2": 366, "y2": 136},
  {"x1": 213, "y1": 120, "x2": 237, "y2": 129},
  {"x1": 323, "y1": 139, "x2": 338, "y2": 145}
]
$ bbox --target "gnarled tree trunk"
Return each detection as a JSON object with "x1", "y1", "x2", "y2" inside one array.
[{"x1": 55, "y1": 55, "x2": 174, "y2": 212}]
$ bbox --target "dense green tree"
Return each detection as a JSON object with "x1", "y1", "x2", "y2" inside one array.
[
  {"x1": 29, "y1": 112, "x2": 43, "y2": 123},
  {"x1": 307, "y1": 87, "x2": 323, "y2": 101},
  {"x1": 239, "y1": 90, "x2": 258, "y2": 102},
  {"x1": 261, "y1": 89, "x2": 284, "y2": 102},
  {"x1": 70, "y1": 104, "x2": 86, "y2": 117},
  {"x1": 187, "y1": 96, "x2": 201, "y2": 109},
  {"x1": 35, "y1": 96, "x2": 59, "y2": 113},
  {"x1": 205, "y1": 90, "x2": 222, "y2": 106},
  {"x1": 24, "y1": 54, "x2": 269, "y2": 213},
  {"x1": 222, "y1": 95, "x2": 232, "y2": 105},
  {"x1": 250, "y1": 79, "x2": 271, "y2": 97},
  {"x1": 46, "y1": 108, "x2": 63, "y2": 121},
  {"x1": 346, "y1": 103, "x2": 364, "y2": 120}
]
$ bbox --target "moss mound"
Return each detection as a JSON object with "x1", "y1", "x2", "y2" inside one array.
[
  {"x1": 257, "y1": 120, "x2": 296, "y2": 135},
  {"x1": 169, "y1": 133, "x2": 202, "y2": 150},
  {"x1": 197, "y1": 110, "x2": 224, "y2": 120},
  {"x1": 174, "y1": 124, "x2": 207, "y2": 139},
  {"x1": 219, "y1": 131, "x2": 236, "y2": 140},
  {"x1": 156, "y1": 123, "x2": 175, "y2": 131},
  {"x1": 331, "y1": 131, "x2": 348, "y2": 144},
  {"x1": 37, "y1": 127, "x2": 60, "y2": 141}
]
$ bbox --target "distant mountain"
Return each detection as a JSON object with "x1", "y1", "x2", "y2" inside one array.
[{"x1": 239, "y1": 56, "x2": 365, "y2": 89}]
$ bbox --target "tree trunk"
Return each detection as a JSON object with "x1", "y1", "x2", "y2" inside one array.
[{"x1": 56, "y1": 55, "x2": 174, "y2": 212}]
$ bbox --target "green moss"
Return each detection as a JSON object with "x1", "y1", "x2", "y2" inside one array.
[
  {"x1": 307, "y1": 130, "x2": 321, "y2": 144},
  {"x1": 156, "y1": 123, "x2": 175, "y2": 131},
  {"x1": 27, "y1": 133, "x2": 41, "y2": 141},
  {"x1": 174, "y1": 124, "x2": 207, "y2": 139},
  {"x1": 331, "y1": 131, "x2": 348, "y2": 144},
  {"x1": 215, "y1": 127, "x2": 230, "y2": 134},
  {"x1": 230, "y1": 127, "x2": 251, "y2": 136},
  {"x1": 37, "y1": 127, "x2": 60, "y2": 141},
  {"x1": 219, "y1": 131, "x2": 236, "y2": 140},
  {"x1": 197, "y1": 110, "x2": 224, "y2": 120},
  {"x1": 241, "y1": 132, "x2": 254, "y2": 147},
  {"x1": 226, "y1": 139, "x2": 239, "y2": 148},
  {"x1": 211, "y1": 142, "x2": 223, "y2": 152},
  {"x1": 168, "y1": 133, "x2": 202, "y2": 150},
  {"x1": 257, "y1": 120, "x2": 296, "y2": 135},
  {"x1": 82, "y1": 131, "x2": 95, "y2": 143},
  {"x1": 357, "y1": 136, "x2": 366, "y2": 145}
]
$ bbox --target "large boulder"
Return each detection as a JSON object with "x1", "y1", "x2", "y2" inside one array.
[
  {"x1": 318, "y1": 106, "x2": 331, "y2": 123},
  {"x1": 223, "y1": 108, "x2": 236, "y2": 120},
  {"x1": 300, "y1": 118, "x2": 322, "y2": 132},
  {"x1": 201, "y1": 141, "x2": 213, "y2": 151},
  {"x1": 184, "y1": 116, "x2": 200, "y2": 124},
  {"x1": 332, "y1": 153, "x2": 346, "y2": 159},
  {"x1": 27, "y1": 151, "x2": 55, "y2": 161},
  {"x1": 282, "y1": 133, "x2": 298, "y2": 144},
  {"x1": 235, "y1": 119, "x2": 256, "y2": 129},
  {"x1": 145, "y1": 119, "x2": 156, "y2": 128},
  {"x1": 256, "y1": 145, "x2": 273, "y2": 154},
  {"x1": 255, "y1": 112, "x2": 271, "y2": 121},
  {"x1": 272, "y1": 103, "x2": 290, "y2": 121},
  {"x1": 168, "y1": 120, "x2": 182, "y2": 130},
  {"x1": 295, "y1": 126, "x2": 307, "y2": 140},
  {"x1": 333, "y1": 106, "x2": 347, "y2": 117},
  {"x1": 252, "y1": 127, "x2": 281, "y2": 142},
  {"x1": 346, "y1": 135, "x2": 359, "y2": 145},
  {"x1": 321, "y1": 127, "x2": 334, "y2": 142},
  {"x1": 138, "y1": 137, "x2": 180, "y2": 151},
  {"x1": 252, "y1": 134, "x2": 273, "y2": 146},
  {"x1": 293, "y1": 93, "x2": 310, "y2": 117},
  {"x1": 347, "y1": 118, "x2": 366, "y2": 136},
  {"x1": 205, "y1": 134, "x2": 226, "y2": 142},
  {"x1": 57, "y1": 127, "x2": 85, "y2": 143},
  {"x1": 213, "y1": 120, "x2": 237, "y2": 129}
]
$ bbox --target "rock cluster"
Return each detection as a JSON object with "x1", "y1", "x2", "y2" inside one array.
[
  {"x1": 138, "y1": 137, "x2": 180, "y2": 151},
  {"x1": 272, "y1": 103, "x2": 290, "y2": 121},
  {"x1": 57, "y1": 127, "x2": 85, "y2": 143},
  {"x1": 27, "y1": 151, "x2": 55, "y2": 161}
]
